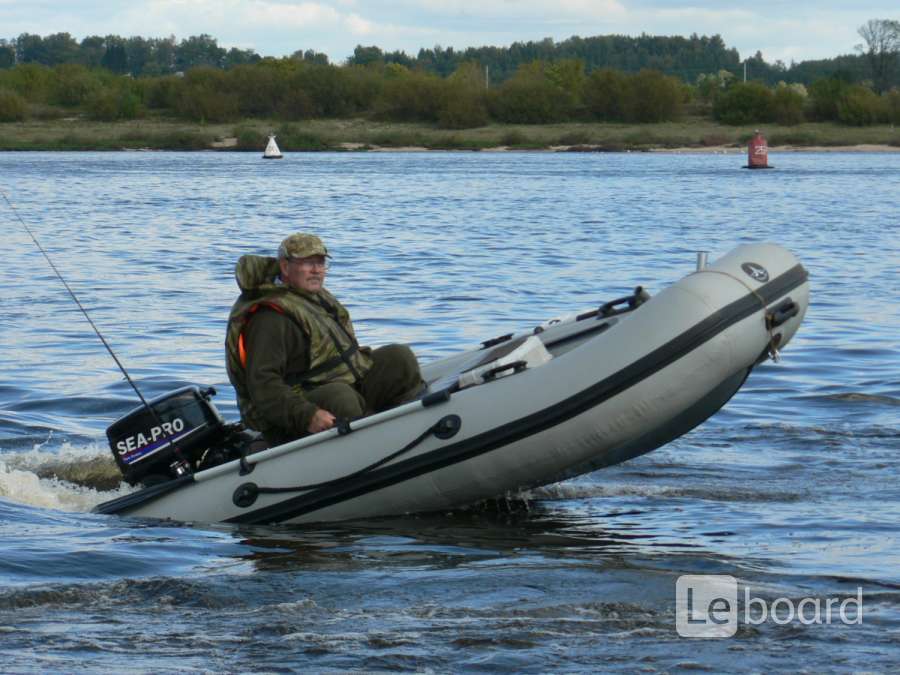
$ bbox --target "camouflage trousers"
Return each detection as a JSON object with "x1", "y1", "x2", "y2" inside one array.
[{"x1": 306, "y1": 344, "x2": 424, "y2": 422}]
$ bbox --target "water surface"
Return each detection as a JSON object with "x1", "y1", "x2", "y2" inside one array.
[{"x1": 1, "y1": 150, "x2": 898, "y2": 672}]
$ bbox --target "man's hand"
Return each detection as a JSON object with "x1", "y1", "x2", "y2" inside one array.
[{"x1": 307, "y1": 408, "x2": 336, "y2": 434}]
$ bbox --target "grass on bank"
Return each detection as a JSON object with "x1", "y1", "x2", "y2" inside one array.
[{"x1": 1, "y1": 116, "x2": 899, "y2": 151}]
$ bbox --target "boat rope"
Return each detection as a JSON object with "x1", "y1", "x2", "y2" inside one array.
[
  {"x1": 232, "y1": 414, "x2": 461, "y2": 508},
  {"x1": 693, "y1": 269, "x2": 782, "y2": 361}
]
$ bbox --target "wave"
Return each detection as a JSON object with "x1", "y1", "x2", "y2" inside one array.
[
  {"x1": 0, "y1": 444, "x2": 131, "y2": 512},
  {"x1": 815, "y1": 392, "x2": 900, "y2": 406},
  {"x1": 526, "y1": 481, "x2": 806, "y2": 504}
]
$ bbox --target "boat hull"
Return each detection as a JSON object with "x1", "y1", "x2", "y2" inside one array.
[{"x1": 95, "y1": 243, "x2": 809, "y2": 525}]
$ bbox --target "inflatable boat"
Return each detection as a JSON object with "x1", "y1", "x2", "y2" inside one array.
[{"x1": 94, "y1": 243, "x2": 809, "y2": 525}]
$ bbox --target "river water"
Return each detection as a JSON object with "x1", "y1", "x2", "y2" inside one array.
[{"x1": 0, "y1": 150, "x2": 898, "y2": 672}]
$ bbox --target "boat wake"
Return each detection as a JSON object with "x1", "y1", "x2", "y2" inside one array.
[
  {"x1": 527, "y1": 480, "x2": 806, "y2": 504},
  {"x1": 0, "y1": 444, "x2": 132, "y2": 512}
]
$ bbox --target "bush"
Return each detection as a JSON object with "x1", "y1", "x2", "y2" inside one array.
[
  {"x1": 807, "y1": 78, "x2": 848, "y2": 121},
  {"x1": 141, "y1": 75, "x2": 184, "y2": 110},
  {"x1": 279, "y1": 87, "x2": 315, "y2": 120},
  {"x1": 489, "y1": 63, "x2": 568, "y2": 124},
  {"x1": 342, "y1": 64, "x2": 382, "y2": 112},
  {"x1": 500, "y1": 130, "x2": 528, "y2": 146},
  {"x1": 291, "y1": 64, "x2": 358, "y2": 117},
  {"x1": 772, "y1": 85, "x2": 805, "y2": 125},
  {"x1": 0, "y1": 63, "x2": 53, "y2": 102},
  {"x1": 623, "y1": 69, "x2": 683, "y2": 122},
  {"x1": 713, "y1": 82, "x2": 775, "y2": 125},
  {"x1": 376, "y1": 71, "x2": 444, "y2": 122},
  {"x1": 0, "y1": 88, "x2": 28, "y2": 121},
  {"x1": 437, "y1": 82, "x2": 488, "y2": 129},
  {"x1": 584, "y1": 68, "x2": 628, "y2": 121},
  {"x1": 177, "y1": 67, "x2": 239, "y2": 122},
  {"x1": 229, "y1": 64, "x2": 283, "y2": 117},
  {"x1": 885, "y1": 89, "x2": 900, "y2": 125},
  {"x1": 276, "y1": 123, "x2": 330, "y2": 151},
  {"x1": 52, "y1": 64, "x2": 100, "y2": 106},
  {"x1": 233, "y1": 125, "x2": 265, "y2": 150},
  {"x1": 837, "y1": 85, "x2": 884, "y2": 126},
  {"x1": 85, "y1": 87, "x2": 141, "y2": 121},
  {"x1": 436, "y1": 62, "x2": 488, "y2": 129}
]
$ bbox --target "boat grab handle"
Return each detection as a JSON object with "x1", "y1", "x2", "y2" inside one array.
[
  {"x1": 766, "y1": 297, "x2": 798, "y2": 329},
  {"x1": 597, "y1": 286, "x2": 650, "y2": 318},
  {"x1": 481, "y1": 360, "x2": 528, "y2": 382}
]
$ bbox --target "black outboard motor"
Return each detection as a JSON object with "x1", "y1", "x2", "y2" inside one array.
[{"x1": 107, "y1": 386, "x2": 230, "y2": 486}]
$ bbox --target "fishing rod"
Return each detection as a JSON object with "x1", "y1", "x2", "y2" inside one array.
[
  {"x1": 2, "y1": 189, "x2": 154, "y2": 409},
  {"x1": 3, "y1": 189, "x2": 193, "y2": 474}
]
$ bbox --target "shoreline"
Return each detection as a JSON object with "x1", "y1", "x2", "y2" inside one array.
[{"x1": 2, "y1": 118, "x2": 898, "y2": 153}]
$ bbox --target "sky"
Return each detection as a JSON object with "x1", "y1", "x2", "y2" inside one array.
[{"x1": 1, "y1": 1, "x2": 897, "y2": 65}]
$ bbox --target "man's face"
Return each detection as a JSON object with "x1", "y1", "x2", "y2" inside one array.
[{"x1": 280, "y1": 255, "x2": 327, "y2": 293}]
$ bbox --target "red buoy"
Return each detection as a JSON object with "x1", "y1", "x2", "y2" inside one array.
[{"x1": 746, "y1": 130, "x2": 773, "y2": 169}]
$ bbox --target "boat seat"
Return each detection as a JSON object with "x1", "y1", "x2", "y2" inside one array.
[{"x1": 420, "y1": 335, "x2": 551, "y2": 397}]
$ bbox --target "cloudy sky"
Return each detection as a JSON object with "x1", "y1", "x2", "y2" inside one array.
[{"x1": 2, "y1": 1, "x2": 896, "y2": 64}]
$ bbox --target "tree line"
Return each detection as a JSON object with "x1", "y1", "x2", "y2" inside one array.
[
  {"x1": 1, "y1": 22, "x2": 897, "y2": 128},
  {"x1": 1, "y1": 56, "x2": 898, "y2": 128},
  {"x1": 1, "y1": 26, "x2": 898, "y2": 90}
]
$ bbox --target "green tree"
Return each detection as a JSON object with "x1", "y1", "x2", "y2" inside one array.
[
  {"x1": 125, "y1": 36, "x2": 155, "y2": 75},
  {"x1": 885, "y1": 88, "x2": 900, "y2": 124},
  {"x1": 176, "y1": 34, "x2": 225, "y2": 71},
  {"x1": 1, "y1": 63, "x2": 54, "y2": 102},
  {"x1": 772, "y1": 83, "x2": 806, "y2": 125},
  {"x1": 0, "y1": 40, "x2": 15, "y2": 69},
  {"x1": 584, "y1": 68, "x2": 628, "y2": 120},
  {"x1": 349, "y1": 45, "x2": 384, "y2": 66},
  {"x1": 695, "y1": 70, "x2": 735, "y2": 103},
  {"x1": 623, "y1": 69, "x2": 682, "y2": 122},
  {"x1": 837, "y1": 84, "x2": 885, "y2": 124},
  {"x1": 79, "y1": 36, "x2": 106, "y2": 68},
  {"x1": 290, "y1": 49, "x2": 329, "y2": 65},
  {"x1": 15, "y1": 33, "x2": 47, "y2": 64},
  {"x1": 85, "y1": 81, "x2": 141, "y2": 120},
  {"x1": 377, "y1": 69, "x2": 443, "y2": 122},
  {"x1": 228, "y1": 63, "x2": 283, "y2": 116},
  {"x1": 101, "y1": 38, "x2": 128, "y2": 74},
  {"x1": 176, "y1": 66, "x2": 238, "y2": 121},
  {"x1": 223, "y1": 47, "x2": 261, "y2": 69},
  {"x1": 489, "y1": 62, "x2": 568, "y2": 123},
  {"x1": 52, "y1": 63, "x2": 100, "y2": 106},
  {"x1": 807, "y1": 77, "x2": 849, "y2": 120},
  {"x1": 42, "y1": 33, "x2": 80, "y2": 65},
  {"x1": 438, "y1": 62, "x2": 488, "y2": 128},
  {"x1": 713, "y1": 81, "x2": 775, "y2": 124},
  {"x1": 545, "y1": 58, "x2": 586, "y2": 109}
]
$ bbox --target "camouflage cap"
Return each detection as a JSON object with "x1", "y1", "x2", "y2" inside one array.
[{"x1": 278, "y1": 232, "x2": 331, "y2": 260}]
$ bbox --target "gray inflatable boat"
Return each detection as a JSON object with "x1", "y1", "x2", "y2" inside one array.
[{"x1": 95, "y1": 243, "x2": 809, "y2": 525}]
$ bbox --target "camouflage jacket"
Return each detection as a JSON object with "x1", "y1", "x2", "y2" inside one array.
[{"x1": 224, "y1": 255, "x2": 373, "y2": 440}]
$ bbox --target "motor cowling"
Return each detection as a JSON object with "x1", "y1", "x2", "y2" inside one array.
[{"x1": 107, "y1": 386, "x2": 227, "y2": 486}]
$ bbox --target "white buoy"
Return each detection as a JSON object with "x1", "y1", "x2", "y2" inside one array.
[{"x1": 263, "y1": 135, "x2": 283, "y2": 159}]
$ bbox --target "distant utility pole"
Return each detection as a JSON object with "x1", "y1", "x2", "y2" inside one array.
[
  {"x1": 743, "y1": 60, "x2": 747, "y2": 82},
  {"x1": 485, "y1": 65, "x2": 489, "y2": 90}
]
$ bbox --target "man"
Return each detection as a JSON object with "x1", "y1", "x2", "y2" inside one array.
[{"x1": 225, "y1": 233, "x2": 423, "y2": 446}]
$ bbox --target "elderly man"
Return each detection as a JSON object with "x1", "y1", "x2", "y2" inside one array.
[{"x1": 225, "y1": 233, "x2": 423, "y2": 446}]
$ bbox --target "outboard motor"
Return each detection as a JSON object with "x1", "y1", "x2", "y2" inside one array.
[{"x1": 107, "y1": 386, "x2": 232, "y2": 486}]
